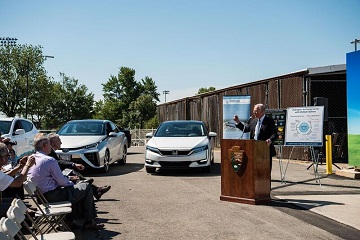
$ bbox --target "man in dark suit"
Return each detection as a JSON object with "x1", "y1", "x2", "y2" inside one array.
[
  {"x1": 47, "y1": 133, "x2": 111, "y2": 201},
  {"x1": 233, "y1": 103, "x2": 278, "y2": 170}
]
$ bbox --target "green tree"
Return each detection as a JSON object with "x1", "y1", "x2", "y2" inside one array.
[
  {"x1": 144, "y1": 115, "x2": 159, "y2": 129},
  {"x1": 29, "y1": 75, "x2": 56, "y2": 127},
  {"x1": 197, "y1": 87, "x2": 216, "y2": 95},
  {"x1": 120, "y1": 94, "x2": 157, "y2": 128},
  {"x1": 100, "y1": 67, "x2": 160, "y2": 127},
  {"x1": 139, "y1": 76, "x2": 160, "y2": 102},
  {"x1": 0, "y1": 44, "x2": 46, "y2": 117},
  {"x1": 42, "y1": 73, "x2": 94, "y2": 129}
]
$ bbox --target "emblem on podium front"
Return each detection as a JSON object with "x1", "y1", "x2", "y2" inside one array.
[{"x1": 229, "y1": 146, "x2": 245, "y2": 172}]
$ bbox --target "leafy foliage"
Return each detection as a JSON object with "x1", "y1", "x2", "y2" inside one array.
[
  {"x1": 1, "y1": 43, "x2": 159, "y2": 130},
  {"x1": 197, "y1": 86, "x2": 216, "y2": 95},
  {"x1": 42, "y1": 73, "x2": 94, "y2": 129},
  {"x1": 0, "y1": 44, "x2": 47, "y2": 117},
  {"x1": 100, "y1": 67, "x2": 159, "y2": 128}
]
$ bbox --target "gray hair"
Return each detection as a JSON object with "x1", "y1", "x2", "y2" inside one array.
[
  {"x1": 33, "y1": 133, "x2": 49, "y2": 151},
  {"x1": 255, "y1": 103, "x2": 266, "y2": 112},
  {"x1": 48, "y1": 133, "x2": 60, "y2": 143},
  {"x1": 0, "y1": 142, "x2": 8, "y2": 157}
]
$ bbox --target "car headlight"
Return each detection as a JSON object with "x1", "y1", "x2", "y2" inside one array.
[
  {"x1": 85, "y1": 143, "x2": 98, "y2": 149},
  {"x1": 189, "y1": 145, "x2": 208, "y2": 155},
  {"x1": 146, "y1": 146, "x2": 161, "y2": 155}
]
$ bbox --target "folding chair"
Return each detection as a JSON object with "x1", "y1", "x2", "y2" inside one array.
[
  {"x1": 0, "y1": 216, "x2": 26, "y2": 240},
  {"x1": 7, "y1": 205, "x2": 75, "y2": 240},
  {"x1": 23, "y1": 180, "x2": 72, "y2": 234},
  {"x1": 25, "y1": 179, "x2": 71, "y2": 208},
  {"x1": 0, "y1": 231, "x2": 9, "y2": 240}
]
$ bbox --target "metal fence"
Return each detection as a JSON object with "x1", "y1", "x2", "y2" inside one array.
[{"x1": 130, "y1": 128, "x2": 156, "y2": 146}]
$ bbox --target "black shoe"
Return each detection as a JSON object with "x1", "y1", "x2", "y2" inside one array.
[
  {"x1": 95, "y1": 185, "x2": 111, "y2": 201},
  {"x1": 83, "y1": 221, "x2": 104, "y2": 230},
  {"x1": 83, "y1": 178, "x2": 94, "y2": 185}
]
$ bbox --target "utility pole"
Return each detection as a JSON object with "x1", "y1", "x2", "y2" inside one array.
[
  {"x1": 351, "y1": 38, "x2": 360, "y2": 51},
  {"x1": 163, "y1": 90, "x2": 170, "y2": 103},
  {"x1": 25, "y1": 55, "x2": 54, "y2": 119}
]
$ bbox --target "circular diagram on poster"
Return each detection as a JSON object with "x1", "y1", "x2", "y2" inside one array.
[{"x1": 297, "y1": 121, "x2": 311, "y2": 135}]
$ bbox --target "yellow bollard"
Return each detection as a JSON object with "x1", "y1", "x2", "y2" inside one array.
[{"x1": 325, "y1": 135, "x2": 332, "y2": 174}]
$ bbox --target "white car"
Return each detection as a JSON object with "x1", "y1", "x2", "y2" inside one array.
[
  {"x1": 145, "y1": 120, "x2": 217, "y2": 173},
  {"x1": 56, "y1": 119, "x2": 128, "y2": 173},
  {"x1": 0, "y1": 117, "x2": 38, "y2": 158}
]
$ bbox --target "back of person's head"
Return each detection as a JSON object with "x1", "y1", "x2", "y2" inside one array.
[
  {"x1": 0, "y1": 142, "x2": 8, "y2": 157},
  {"x1": 34, "y1": 133, "x2": 49, "y2": 151},
  {"x1": 48, "y1": 133, "x2": 60, "y2": 144}
]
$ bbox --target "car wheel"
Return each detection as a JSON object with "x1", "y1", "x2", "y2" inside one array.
[
  {"x1": 101, "y1": 150, "x2": 110, "y2": 173},
  {"x1": 146, "y1": 167, "x2": 156, "y2": 173},
  {"x1": 118, "y1": 145, "x2": 127, "y2": 165}
]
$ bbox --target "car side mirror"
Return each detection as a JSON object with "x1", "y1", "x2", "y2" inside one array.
[
  {"x1": 109, "y1": 132, "x2": 117, "y2": 137},
  {"x1": 14, "y1": 129, "x2": 25, "y2": 135},
  {"x1": 208, "y1": 132, "x2": 217, "y2": 138},
  {"x1": 146, "y1": 132, "x2": 153, "y2": 138}
]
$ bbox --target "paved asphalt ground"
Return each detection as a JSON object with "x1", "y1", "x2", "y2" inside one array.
[{"x1": 50, "y1": 146, "x2": 360, "y2": 240}]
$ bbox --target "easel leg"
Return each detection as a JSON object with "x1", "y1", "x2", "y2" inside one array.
[{"x1": 310, "y1": 146, "x2": 321, "y2": 186}]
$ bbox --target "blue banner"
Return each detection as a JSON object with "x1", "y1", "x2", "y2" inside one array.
[{"x1": 346, "y1": 50, "x2": 360, "y2": 167}]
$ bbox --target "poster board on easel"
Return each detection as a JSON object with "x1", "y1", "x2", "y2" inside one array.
[
  {"x1": 284, "y1": 106, "x2": 324, "y2": 147},
  {"x1": 284, "y1": 106, "x2": 324, "y2": 185}
]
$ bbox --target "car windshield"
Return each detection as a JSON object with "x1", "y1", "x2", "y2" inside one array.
[
  {"x1": 57, "y1": 122, "x2": 105, "y2": 136},
  {"x1": 0, "y1": 120, "x2": 12, "y2": 134},
  {"x1": 154, "y1": 122, "x2": 206, "y2": 137}
]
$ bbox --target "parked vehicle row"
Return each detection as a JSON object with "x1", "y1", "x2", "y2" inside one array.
[{"x1": 0, "y1": 118, "x2": 217, "y2": 175}]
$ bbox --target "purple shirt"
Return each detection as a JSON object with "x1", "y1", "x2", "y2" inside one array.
[{"x1": 27, "y1": 151, "x2": 73, "y2": 193}]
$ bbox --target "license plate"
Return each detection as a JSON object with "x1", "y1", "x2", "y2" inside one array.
[{"x1": 59, "y1": 154, "x2": 71, "y2": 161}]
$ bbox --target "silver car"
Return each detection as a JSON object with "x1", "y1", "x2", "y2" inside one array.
[{"x1": 56, "y1": 119, "x2": 128, "y2": 173}]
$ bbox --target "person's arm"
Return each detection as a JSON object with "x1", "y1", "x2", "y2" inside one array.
[
  {"x1": 49, "y1": 159, "x2": 74, "y2": 187},
  {"x1": 58, "y1": 160, "x2": 74, "y2": 169},
  {"x1": 5, "y1": 156, "x2": 27, "y2": 177},
  {"x1": 233, "y1": 115, "x2": 250, "y2": 133},
  {"x1": 265, "y1": 118, "x2": 278, "y2": 146},
  {"x1": 9, "y1": 156, "x2": 35, "y2": 188}
]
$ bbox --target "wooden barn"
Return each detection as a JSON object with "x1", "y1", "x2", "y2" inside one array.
[{"x1": 156, "y1": 64, "x2": 347, "y2": 162}]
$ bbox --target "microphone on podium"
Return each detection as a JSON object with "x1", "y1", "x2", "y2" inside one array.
[
  {"x1": 246, "y1": 116, "x2": 252, "y2": 125},
  {"x1": 239, "y1": 116, "x2": 252, "y2": 139}
]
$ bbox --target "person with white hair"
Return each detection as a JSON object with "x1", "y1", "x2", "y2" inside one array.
[
  {"x1": 27, "y1": 133, "x2": 104, "y2": 230},
  {"x1": 0, "y1": 142, "x2": 35, "y2": 217}
]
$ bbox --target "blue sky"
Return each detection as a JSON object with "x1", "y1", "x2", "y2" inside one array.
[{"x1": 1, "y1": 0, "x2": 359, "y2": 103}]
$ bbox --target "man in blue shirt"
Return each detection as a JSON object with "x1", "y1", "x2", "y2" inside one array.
[{"x1": 27, "y1": 133, "x2": 104, "y2": 230}]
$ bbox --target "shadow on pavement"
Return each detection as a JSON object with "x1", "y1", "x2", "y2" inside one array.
[{"x1": 149, "y1": 162, "x2": 221, "y2": 178}]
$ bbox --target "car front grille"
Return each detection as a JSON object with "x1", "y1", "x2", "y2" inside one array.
[
  {"x1": 84, "y1": 153, "x2": 99, "y2": 166},
  {"x1": 159, "y1": 150, "x2": 190, "y2": 156},
  {"x1": 159, "y1": 161, "x2": 192, "y2": 167}
]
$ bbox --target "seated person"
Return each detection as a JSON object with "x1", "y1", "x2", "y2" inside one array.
[
  {"x1": 48, "y1": 133, "x2": 111, "y2": 200},
  {"x1": 27, "y1": 133, "x2": 104, "y2": 230},
  {"x1": 0, "y1": 142, "x2": 35, "y2": 217},
  {"x1": 1, "y1": 139, "x2": 24, "y2": 200}
]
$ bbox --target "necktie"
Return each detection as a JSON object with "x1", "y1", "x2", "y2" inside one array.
[{"x1": 254, "y1": 119, "x2": 260, "y2": 140}]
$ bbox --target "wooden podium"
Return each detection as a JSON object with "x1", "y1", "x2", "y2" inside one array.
[{"x1": 220, "y1": 139, "x2": 271, "y2": 205}]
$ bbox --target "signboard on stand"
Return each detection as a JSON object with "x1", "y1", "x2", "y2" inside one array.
[
  {"x1": 266, "y1": 109, "x2": 286, "y2": 146},
  {"x1": 284, "y1": 106, "x2": 324, "y2": 147},
  {"x1": 222, "y1": 95, "x2": 251, "y2": 139}
]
